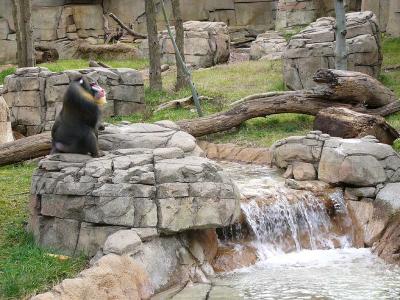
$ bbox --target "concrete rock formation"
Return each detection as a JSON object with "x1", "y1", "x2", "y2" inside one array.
[
  {"x1": 29, "y1": 122, "x2": 240, "y2": 256},
  {"x1": 362, "y1": 0, "x2": 400, "y2": 37},
  {"x1": 1, "y1": 67, "x2": 144, "y2": 136},
  {"x1": 140, "y1": 21, "x2": 230, "y2": 68},
  {"x1": 283, "y1": 11, "x2": 382, "y2": 90},
  {"x1": 249, "y1": 31, "x2": 287, "y2": 61},
  {"x1": 271, "y1": 131, "x2": 400, "y2": 212}
]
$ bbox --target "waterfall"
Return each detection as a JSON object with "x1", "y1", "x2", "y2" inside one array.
[{"x1": 241, "y1": 187, "x2": 351, "y2": 257}]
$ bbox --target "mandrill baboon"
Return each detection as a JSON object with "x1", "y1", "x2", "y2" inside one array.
[{"x1": 50, "y1": 77, "x2": 107, "y2": 157}]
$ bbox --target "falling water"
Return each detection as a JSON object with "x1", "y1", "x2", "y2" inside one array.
[
  {"x1": 218, "y1": 161, "x2": 350, "y2": 256},
  {"x1": 214, "y1": 161, "x2": 400, "y2": 299}
]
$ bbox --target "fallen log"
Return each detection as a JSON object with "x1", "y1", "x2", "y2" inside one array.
[
  {"x1": 1, "y1": 69, "x2": 399, "y2": 166},
  {"x1": 0, "y1": 132, "x2": 51, "y2": 166},
  {"x1": 312, "y1": 69, "x2": 397, "y2": 107},
  {"x1": 313, "y1": 107, "x2": 399, "y2": 145},
  {"x1": 176, "y1": 91, "x2": 400, "y2": 137}
]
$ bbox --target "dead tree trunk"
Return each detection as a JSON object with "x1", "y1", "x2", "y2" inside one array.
[
  {"x1": 335, "y1": 0, "x2": 347, "y2": 70},
  {"x1": 171, "y1": 0, "x2": 188, "y2": 90},
  {"x1": 145, "y1": 0, "x2": 162, "y2": 91},
  {"x1": 13, "y1": 0, "x2": 35, "y2": 67},
  {"x1": 1, "y1": 69, "x2": 399, "y2": 166}
]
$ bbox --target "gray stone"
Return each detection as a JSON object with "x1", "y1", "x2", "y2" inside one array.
[
  {"x1": 292, "y1": 162, "x2": 316, "y2": 181},
  {"x1": 171, "y1": 283, "x2": 211, "y2": 300},
  {"x1": 103, "y1": 229, "x2": 142, "y2": 255},
  {"x1": 345, "y1": 187, "x2": 376, "y2": 200},
  {"x1": 153, "y1": 147, "x2": 184, "y2": 161},
  {"x1": 250, "y1": 31, "x2": 287, "y2": 60},
  {"x1": 376, "y1": 183, "x2": 400, "y2": 212}
]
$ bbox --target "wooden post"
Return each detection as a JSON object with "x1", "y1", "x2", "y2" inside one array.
[
  {"x1": 145, "y1": 0, "x2": 162, "y2": 91},
  {"x1": 160, "y1": 0, "x2": 203, "y2": 117},
  {"x1": 335, "y1": 0, "x2": 347, "y2": 70}
]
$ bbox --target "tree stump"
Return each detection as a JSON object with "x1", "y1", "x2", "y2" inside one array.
[{"x1": 313, "y1": 107, "x2": 399, "y2": 145}]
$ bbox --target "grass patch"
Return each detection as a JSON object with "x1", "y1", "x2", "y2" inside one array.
[
  {"x1": 0, "y1": 67, "x2": 16, "y2": 85},
  {"x1": 381, "y1": 37, "x2": 400, "y2": 134},
  {"x1": 0, "y1": 164, "x2": 87, "y2": 299},
  {"x1": 39, "y1": 58, "x2": 149, "y2": 73}
]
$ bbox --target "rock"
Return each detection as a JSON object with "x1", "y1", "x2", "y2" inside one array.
[
  {"x1": 276, "y1": 0, "x2": 318, "y2": 31},
  {"x1": 283, "y1": 165, "x2": 294, "y2": 179},
  {"x1": 0, "y1": 96, "x2": 13, "y2": 144},
  {"x1": 314, "y1": 107, "x2": 399, "y2": 145},
  {"x1": 283, "y1": 11, "x2": 382, "y2": 90},
  {"x1": 141, "y1": 21, "x2": 230, "y2": 68},
  {"x1": 386, "y1": 0, "x2": 400, "y2": 37},
  {"x1": 249, "y1": 31, "x2": 287, "y2": 60},
  {"x1": 103, "y1": 230, "x2": 142, "y2": 255},
  {"x1": 31, "y1": 254, "x2": 153, "y2": 300},
  {"x1": 347, "y1": 200, "x2": 390, "y2": 246},
  {"x1": 30, "y1": 141, "x2": 240, "y2": 254},
  {"x1": 345, "y1": 187, "x2": 376, "y2": 200},
  {"x1": 271, "y1": 132, "x2": 326, "y2": 168},
  {"x1": 186, "y1": 229, "x2": 218, "y2": 263},
  {"x1": 376, "y1": 183, "x2": 400, "y2": 212},
  {"x1": 2, "y1": 68, "x2": 144, "y2": 136},
  {"x1": 318, "y1": 137, "x2": 395, "y2": 186},
  {"x1": 373, "y1": 214, "x2": 400, "y2": 265},
  {"x1": 292, "y1": 162, "x2": 316, "y2": 181},
  {"x1": 212, "y1": 243, "x2": 258, "y2": 273}
]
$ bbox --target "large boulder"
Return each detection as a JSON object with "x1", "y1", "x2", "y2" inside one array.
[
  {"x1": 283, "y1": 11, "x2": 382, "y2": 90},
  {"x1": 249, "y1": 31, "x2": 287, "y2": 61},
  {"x1": 29, "y1": 123, "x2": 241, "y2": 256},
  {"x1": 318, "y1": 137, "x2": 395, "y2": 186},
  {"x1": 140, "y1": 21, "x2": 230, "y2": 68}
]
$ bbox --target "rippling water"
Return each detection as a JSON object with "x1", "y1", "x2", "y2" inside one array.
[{"x1": 216, "y1": 161, "x2": 400, "y2": 300}]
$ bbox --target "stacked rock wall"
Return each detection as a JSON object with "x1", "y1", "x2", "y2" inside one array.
[
  {"x1": 29, "y1": 122, "x2": 240, "y2": 257},
  {"x1": 1, "y1": 67, "x2": 144, "y2": 136},
  {"x1": 283, "y1": 11, "x2": 382, "y2": 90},
  {"x1": 140, "y1": 21, "x2": 230, "y2": 68}
]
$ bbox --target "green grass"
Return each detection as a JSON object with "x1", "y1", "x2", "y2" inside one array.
[
  {"x1": 0, "y1": 67, "x2": 16, "y2": 85},
  {"x1": 40, "y1": 58, "x2": 149, "y2": 73},
  {"x1": 0, "y1": 164, "x2": 87, "y2": 299},
  {"x1": 381, "y1": 37, "x2": 400, "y2": 135}
]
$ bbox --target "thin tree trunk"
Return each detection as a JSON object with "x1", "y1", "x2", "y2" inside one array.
[
  {"x1": 13, "y1": 0, "x2": 35, "y2": 67},
  {"x1": 335, "y1": 0, "x2": 347, "y2": 70},
  {"x1": 12, "y1": 0, "x2": 23, "y2": 66},
  {"x1": 171, "y1": 0, "x2": 188, "y2": 90},
  {"x1": 145, "y1": 0, "x2": 162, "y2": 91}
]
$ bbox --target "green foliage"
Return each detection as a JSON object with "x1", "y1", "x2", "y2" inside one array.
[
  {"x1": 0, "y1": 164, "x2": 87, "y2": 299},
  {"x1": 0, "y1": 67, "x2": 16, "y2": 85}
]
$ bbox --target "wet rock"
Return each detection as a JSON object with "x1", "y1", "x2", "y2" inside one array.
[
  {"x1": 212, "y1": 243, "x2": 258, "y2": 273},
  {"x1": 170, "y1": 283, "x2": 211, "y2": 300},
  {"x1": 347, "y1": 200, "x2": 390, "y2": 246},
  {"x1": 345, "y1": 187, "x2": 376, "y2": 200},
  {"x1": 292, "y1": 162, "x2": 316, "y2": 181},
  {"x1": 376, "y1": 183, "x2": 400, "y2": 212},
  {"x1": 373, "y1": 214, "x2": 400, "y2": 265}
]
